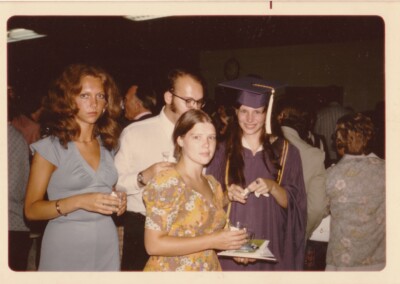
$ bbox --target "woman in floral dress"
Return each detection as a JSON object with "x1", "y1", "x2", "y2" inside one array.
[{"x1": 142, "y1": 109, "x2": 247, "y2": 271}]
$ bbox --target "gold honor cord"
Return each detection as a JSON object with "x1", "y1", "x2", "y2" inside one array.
[{"x1": 224, "y1": 140, "x2": 289, "y2": 229}]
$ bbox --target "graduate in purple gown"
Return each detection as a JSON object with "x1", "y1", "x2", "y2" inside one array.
[{"x1": 206, "y1": 77, "x2": 307, "y2": 271}]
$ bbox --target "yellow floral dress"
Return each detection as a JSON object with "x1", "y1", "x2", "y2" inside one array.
[{"x1": 143, "y1": 168, "x2": 227, "y2": 271}]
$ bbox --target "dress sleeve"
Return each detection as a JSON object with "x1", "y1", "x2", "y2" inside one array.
[
  {"x1": 143, "y1": 170, "x2": 183, "y2": 232},
  {"x1": 30, "y1": 136, "x2": 61, "y2": 167}
]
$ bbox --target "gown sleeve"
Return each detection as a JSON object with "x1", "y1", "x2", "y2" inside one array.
[{"x1": 280, "y1": 143, "x2": 308, "y2": 270}]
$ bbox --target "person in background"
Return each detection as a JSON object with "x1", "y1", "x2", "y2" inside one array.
[
  {"x1": 9, "y1": 86, "x2": 47, "y2": 270},
  {"x1": 143, "y1": 109, "x2": 247, "y2": 271},
  {"x1": 120, "y1": 83, "x2": 158, "y2": 128},
  {"x1": 207, "y1": 77, "x2": 307, "y2": 271},
  {"x1": 371, "y1": 101, "x2": 385, "y2": 159},
  {"x1": 211, "y1": 103, "x2": 234, "y2": 142},
  {"x1": 9, "y1": 86, "x2": 41, "y2": 146},
  {"x1": 115, "y1": 82, "x2": 159, "y2": 262},
  {"x1": 24, "y1": 64, "x2": 127, "y2": 271},
  {"x1": 8, "y1": 90, "x2": 32, "y2": 271},
  {"x1": 276, "y1": 99, "x2": 328, "y2": 270},
  {"x1": 314, "y1": 100, "x2": 352, "y2": 166},
  {"x1": 326, "y1": 113, "x2": 385, "y2": 271},
  {"x1": 115, "y1": 68, "x2": 205, "y2": 271},
  {"x1": 304, "y1": 106, "x2": 329, "y2": 167}
]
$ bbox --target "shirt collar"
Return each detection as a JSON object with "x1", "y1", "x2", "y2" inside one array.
[
  {"x1": 281, "y1": 126, "x2": 300, "y2": 138},
  {"x1": 159, "y1": 106, "x2": 175, "y2": 135},
  {"x1": 342, "y1": 152, "x2": 379, "y2": 160},
  {"x1": 134, "y1": 111, "x2": 152, "y2": 120}
]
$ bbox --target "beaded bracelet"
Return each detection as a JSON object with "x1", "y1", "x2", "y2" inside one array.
[{"x1": 55, "y1": 200, "x2": 67, "y2": 216}]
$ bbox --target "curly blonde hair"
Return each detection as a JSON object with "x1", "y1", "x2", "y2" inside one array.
[{"x1": 40, "y1": 64, "x2": 121, "y2": 150}]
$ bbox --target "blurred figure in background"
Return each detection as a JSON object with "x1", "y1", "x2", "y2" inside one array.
[
  {"x1": 211, "y1": 103, "x2": 234, "y2": 142},
  {"x1": 277, "y1": 100, "x2": 327, "y2": 239},
  {"x1": 276, "y1": 99, "x2": 328, "y2": 270},
  {"x1": 304, "y1": 106, "x2": 329, "y2": 167},
  {"x1": 120, "y1": 83, "x2": 158, "y2": 128},
  {"x1": 8, "y1": 88, "x2": 32, "y2": 271},
  {"x1": 9, "y1": 86, "x2": 40, "y2": 146},
  {"x1": 314, "y1": 100, "x2": 352, "y2": 167}
]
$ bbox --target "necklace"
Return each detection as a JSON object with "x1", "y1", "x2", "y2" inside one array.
[{"x1": 75, "y1": 138, "x2": 95, "y2": 143}]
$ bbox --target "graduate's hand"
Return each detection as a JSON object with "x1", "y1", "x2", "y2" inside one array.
[
  {"x1": 233, "y1": 257, "x2": 257, "y2": 265},
  {"x1": 227, "y1": 184, "x2": 248, "y2": 204}
]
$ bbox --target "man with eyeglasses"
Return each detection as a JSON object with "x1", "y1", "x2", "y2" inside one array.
[{"x1": 115, "y1": 68, "x2": 205, "y2": 271}]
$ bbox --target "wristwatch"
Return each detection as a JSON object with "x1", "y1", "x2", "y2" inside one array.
[{"x1": 137, "y1": 172, "x2": 146, "y2": 187}]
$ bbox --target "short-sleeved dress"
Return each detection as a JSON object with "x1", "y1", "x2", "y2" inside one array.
[
  {"x1": 142, "y1": 168, "x2": 227, "y2": 271},
  {"x1": 30, "y1": 136, "x2": 120, "y2": 271}
]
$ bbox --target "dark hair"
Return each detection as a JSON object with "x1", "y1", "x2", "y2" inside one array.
[
  {"x1": 7, "y1": 85, "x2": 21, "y2": 121},
  {"x1": 334, "y1": 112, "x2": 375, "y2": 155},
  {"x1": 225, "y1": 103, "x2": 281, "y2": 187},
  {"x1": 277, "y1": 99, "x2": 309, "y2": 140},
  {"x1": 136, "y1": 84, "x2": 158, "y2": 114},
  {"x1": 172, "y1": 109, "x2": 214, "y2": 161},
  {"x1": 40, "y1": 64, "x2": 121, "y2": 150}
]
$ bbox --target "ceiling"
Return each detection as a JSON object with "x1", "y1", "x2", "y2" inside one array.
[
  {"x1": 7, "y1": 15, "x2": 383, "y2": 103},
  {"x1": 8, "y1": 15, "x2": 383, "y2": 51}
]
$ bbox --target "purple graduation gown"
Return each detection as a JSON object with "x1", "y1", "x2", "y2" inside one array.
[{"x1": 206, "y1": 138, "x2": 307, "y2": 271}]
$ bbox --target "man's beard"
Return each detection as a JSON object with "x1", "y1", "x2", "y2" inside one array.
[{"x1": 170, "y1": 99, "x2": 177, "y2": 114}]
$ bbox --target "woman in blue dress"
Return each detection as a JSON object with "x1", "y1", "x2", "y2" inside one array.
[{"x1": 24, "y1": 64, "x2": 127, "y2": 271}]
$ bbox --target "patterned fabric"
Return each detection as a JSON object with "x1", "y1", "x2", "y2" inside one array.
[
  {"x1": 326, "y1": 153, "x2": 385, "y2": 270},
  {"x1": 143, "y1": 168, "x2": 226, "y2": 271},
  {"x1": 8, "y1": 124, "x2": 30, "y2": 232}
]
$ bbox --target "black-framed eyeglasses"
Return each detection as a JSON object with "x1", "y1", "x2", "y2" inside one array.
[{"x1": 170, "y1": 89, "x2": 205, "y2": 108}]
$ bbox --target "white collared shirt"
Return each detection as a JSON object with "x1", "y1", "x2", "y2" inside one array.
[
  {"x1": 115, "y1": 107, "x2": 175, "y2": 215},
  {"x1": 133, "y1": 111, "x2": 152, "y2": 121}
]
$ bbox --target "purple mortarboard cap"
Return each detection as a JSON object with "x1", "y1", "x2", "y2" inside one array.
[{"x1": 218, "y1": 77, "x2": 285, "y2": 134}]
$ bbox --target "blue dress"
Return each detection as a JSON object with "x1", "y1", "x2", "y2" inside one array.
[{"x1": 31, "y1": 136, "x2": 120, "y2": 271}]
